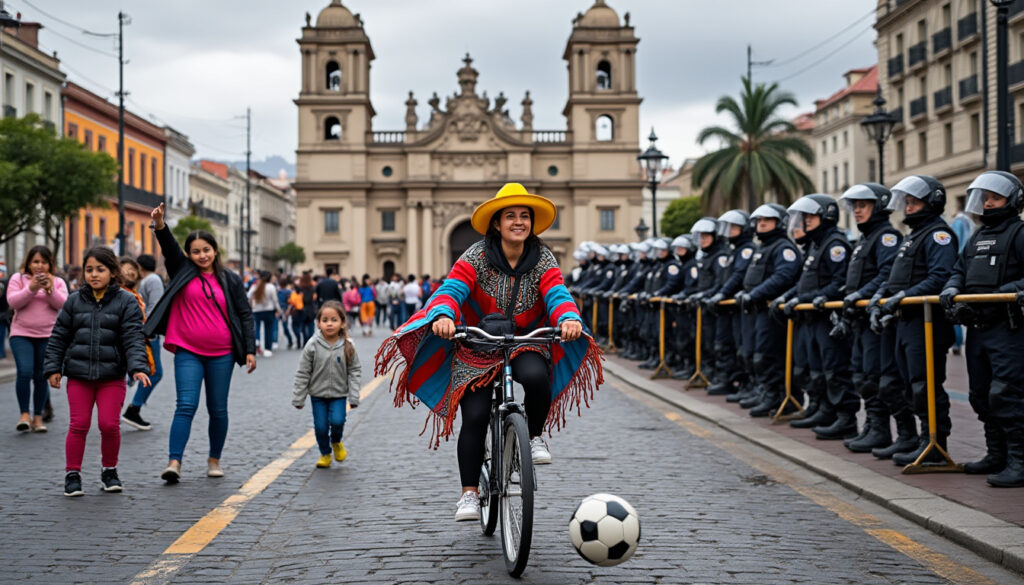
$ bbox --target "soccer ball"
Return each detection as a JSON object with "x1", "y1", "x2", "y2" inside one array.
[{"x1": 568, "y1": 493, "x2": 640, "y2": 567}]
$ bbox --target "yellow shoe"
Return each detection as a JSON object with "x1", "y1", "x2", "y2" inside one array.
[
  {"x1": 332, "y1": 441, "x2": 347, "y2": 462},
  {"x1": 316, "y1": 454, "x2": 332, "y2": 468}
]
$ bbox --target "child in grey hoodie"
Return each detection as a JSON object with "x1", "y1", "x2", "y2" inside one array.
[{"x1": 293, "y1": 301, "x2": 362, "y2": 468}]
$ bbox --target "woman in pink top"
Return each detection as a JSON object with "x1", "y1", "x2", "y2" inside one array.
[
  {"x1": 143, "y1": 203, "x2": 257, "y2": 483},
  {"x1": 7, "y1": 246, "x2": 68, "y2": 432}
]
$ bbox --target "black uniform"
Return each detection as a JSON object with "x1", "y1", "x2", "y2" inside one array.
[
  {"x1": 946, "y1": 209, "x2": 1024, "y2": 483},
  {"x1": 711, "y1": 234, "x2": 756, "y2": 390}
]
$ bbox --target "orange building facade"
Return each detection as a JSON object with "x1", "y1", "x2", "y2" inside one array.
[{"x1": 61, "y1": 82, "x2": 166, "y2": 266}]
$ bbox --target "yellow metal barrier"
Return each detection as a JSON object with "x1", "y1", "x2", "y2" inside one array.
[
  {"x1": 650, "y1": 299, "x2": 674, "y2": 380},
  {"x1": 606, "y1": 298, "x2": 618, "y2": 354}
]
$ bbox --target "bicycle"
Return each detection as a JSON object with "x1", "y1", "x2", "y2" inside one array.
[{"x1": 453, "y1": 325, "x2": 562, "y2": 578}]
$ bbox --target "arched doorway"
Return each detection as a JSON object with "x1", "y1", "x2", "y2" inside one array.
[
  {"x1": 382, "y1": 260, "x2": 395, "y2": 281},
  {"x1": 449, "y1": 220, "x2": 478, "y2": 266}
]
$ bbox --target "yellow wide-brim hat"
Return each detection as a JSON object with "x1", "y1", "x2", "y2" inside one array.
[{"x1": 471, "y1": 182, "x2": 557, "y2": 236}]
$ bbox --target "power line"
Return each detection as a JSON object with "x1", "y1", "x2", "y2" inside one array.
[
  {"x1": 766, "y1": 7, "x2": 876, "y2": 69},
  {"x1": 13, "y1": 0, "x2": 114, "y2": 36},
  {"x1": 36, "y1": 21, "x2": 117, "y2": 58},
  {"x1": 774, "y1": 23, "x2": 875, "y2": 83}
]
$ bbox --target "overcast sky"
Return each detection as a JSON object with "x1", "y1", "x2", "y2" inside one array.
[{"x1": 10, "y1": 0, "x2": 877, "y2": 174}]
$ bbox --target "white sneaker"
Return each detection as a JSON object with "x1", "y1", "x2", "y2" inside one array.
[
  {"x1": 263, "y1": 350, "x2": 273, "y2": 357},
  {"x1": 530, "y1": 437, "x2": 552, "y2": 465},
  {"x1": 454, "y1": 491, "x2": 480, "y2": 522}
]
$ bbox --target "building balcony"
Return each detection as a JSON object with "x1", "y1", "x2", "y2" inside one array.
[
  {"x1": 888, "y1": 54, "x2": 905, "y2": 79},
  {"x1": 932, "y1": 27, "x2": 952, "y2": 56},
  {"x1": 957, "y1": 12, "x2": 978, "y2": 42},
  {"x1": 532, "y1": 130, "x2": 567, "y2": 143},
  {"x1": 959, "y1": 74, "x2": 980, "y2": 102},
  {"x1": 933, "y1": 86, "x2": 953, "y2": 112},
  {"x1": 1011, "y1": 60, "x2": 1024, "y2": 89},
  {"x1": 890, "y1": 106, "x2": 904, "y2": 127},
  {"x1": 1013, "y1": 143, "x2": 1024, "y2": 165},
  {"x1": 122, "y1": 184, "x2": 164, "y2": 209},
  {"x1": 369, "y1": 131, "x2": 405, "y2": 144},
  {"x1": 908, "y1": 42, "x2": 927, "y2": 69},
  {"x1": 910, "y1": 96, "x2": 928, "y2": 120},
  {"x1": 198, "y1": 207, "x2": 229, "y2": 225}
]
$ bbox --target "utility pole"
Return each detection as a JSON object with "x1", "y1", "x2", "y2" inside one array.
[
  {"x1": 745, "y1": 45, "x2": 772, "y2": 210},
  {"x1": 116, "y1": 12, "x2": 127, "y2": 255},
  {"x1": 245, "y1": 107, "x2": 252, "y2": 269}
]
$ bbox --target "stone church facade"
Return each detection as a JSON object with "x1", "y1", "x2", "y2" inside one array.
[{"x1": 294, "y1": 0, "x2": 644, "y2": 278}]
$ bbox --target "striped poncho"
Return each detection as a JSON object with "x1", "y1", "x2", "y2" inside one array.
[{"x1": 374, "y1": 240, "x2": 603, "y2": 447}]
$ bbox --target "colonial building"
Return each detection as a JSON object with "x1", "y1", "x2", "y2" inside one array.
[
  {"x1": 62, "y1": 82, "x2": 166, "y2": 264},
  {"x1": 252, "y1": 170, "x2": 294, "y2": 271},
  {"x1": 188, "y1": 161, "x2": 231, "y2": 256},
  {"x1": 875, "y1": 0, "x2": 1024, "y2": 208},
  {"x1": 293, "y1": 0, "x2": 645, "y2": 278},
  {"x1": 811, "y1": 66, "x2": 879, "y2": 231},
  {"x1": 0, "y1": 21, "x2": 65, "y2": 268},
  {"x1": 164, "y1": 126, "x2": 195, "y2": 229}
]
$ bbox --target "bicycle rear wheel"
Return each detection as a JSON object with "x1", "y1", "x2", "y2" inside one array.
[
  {"x1": 479, "y1": 421, "x2": 499, "y2": 536},
  {"x1": 499, "y1": 412, "x2": 534, "y2": 577}
]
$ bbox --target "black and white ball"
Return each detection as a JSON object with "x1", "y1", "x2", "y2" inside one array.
[{"x1": 568, "y1": 493, "x2": 640, "y2": 566}]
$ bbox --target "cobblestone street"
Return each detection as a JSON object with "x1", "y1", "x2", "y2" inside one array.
[{"x1": 1, "y1": 329, "x2": 1021, "y2": 584}]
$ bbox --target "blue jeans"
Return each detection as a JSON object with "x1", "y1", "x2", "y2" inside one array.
[
  {"x1": 131, "y1": 337, "x2": 164, "y2": 408},
  {"x1": 253, "y1": 310, "x2": 275, "y2": 351},
  {"x1": 310, "y1": 396, "x2": 347, "y2": 455},
  {"x1": 169, "y1": 350, "x2": 234, "y2": 461},
  {"x1": 389, "y1": 302, "x2": 402, "y2": 330},
  {"x1": 10, "y1": 336, "x2": 48, "y2": 415},
  {"x1": 0, "y1": 320, "x2": 7, "y2": 358}
]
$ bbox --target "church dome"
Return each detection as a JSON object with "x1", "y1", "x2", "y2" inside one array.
[
  {"x1": 316, "y1": 0, "x2": 357, "y2": 28},
  {"x1": 578, "y1": 0, "x2": 620, "y2": 28}
]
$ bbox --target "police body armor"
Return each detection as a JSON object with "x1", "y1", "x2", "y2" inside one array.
[
  {"x1": 645, "y1": 260, "x2": 669, "y2": 294},
  {"x1": 725, "y1": 241, "x2": 757, "y2": 286},
  {"x1": 743, "y1": 237, "x2": 793, "y2": 293},
  {"x1": 963, "y1": 219, "x2": 1024, "y2": 325},
  {"x1": 846, "y1": 227, "x2": 899, "y2": 291},
  {"x1": 696, "y1": 245, "x2": 728, "y2": 293},
  {"x1": 886, "y1": 222, "x2": 952, "y2": 292},
  {"x1": 797, "y1": 232, "x2": 850, "y2": 298}
]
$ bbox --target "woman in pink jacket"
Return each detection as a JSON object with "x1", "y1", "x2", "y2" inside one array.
[{"x1": 7, "y1": 246, "x2": 68, "y2": 432}]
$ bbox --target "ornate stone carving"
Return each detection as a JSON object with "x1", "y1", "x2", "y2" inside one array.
[
  {"x1": 404, "y1": 91, "x2": 418, "y2": 131},
  {"x1": 434, "y1": 153, "x2": 504, "y2": 182},
  {"x1": 521, "y1": 91, "x2": 534, "y2": 130},
  {"x1": 432, "y1": 201, "x2": 475, "y2": 228},
  {"x1": 450, "y1": 113, "x2": 487, "y2": 142}
]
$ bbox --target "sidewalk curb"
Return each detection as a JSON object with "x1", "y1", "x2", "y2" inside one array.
[{"x1": 603, "y1": 360, "x2": 1024, "y2": 575}]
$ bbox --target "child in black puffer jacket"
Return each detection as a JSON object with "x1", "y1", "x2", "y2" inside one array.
[{"x1": 43, "y1": 247, "x2": 151, "y2": 497}]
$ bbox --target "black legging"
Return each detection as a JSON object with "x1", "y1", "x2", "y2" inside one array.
[{"x1": 457, "y1": 351, "x2": 552, "y2": 487}]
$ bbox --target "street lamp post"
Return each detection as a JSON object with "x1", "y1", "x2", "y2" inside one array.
[
  {"x1": 992, "y1": 0, "x2": 1014, "y2": 171},
  {"x1": 637, "y1": 128, "x2": 669, "y2": 238},
  {"x1": 634, "y1": 218, "x2": 649, "y2": 241},
  {"x1": 860, "y1": 86, "x2": 898, "y2": 185}
]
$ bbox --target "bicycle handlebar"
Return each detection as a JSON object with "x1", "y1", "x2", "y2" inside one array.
[{"x1": 453, "y1": 325, "x2": 562, "y2": 343}]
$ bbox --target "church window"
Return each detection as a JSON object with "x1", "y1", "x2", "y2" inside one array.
[
  {"x1": 382, "y1": 166, "x2": 393, "y2": 177},
  {"x1": 596, "y1": 60, "x2": 612, "y2": 90},
  {"x1": 326, "y1": 61, "x2": 341, "y2": 92},
  {"x1": 595, "y1": 115, "x2": 614, "y2": 141},
  {"x1": 381, "y1": 210, "x2": 395, "y2": 232},
  {"x1": 547, "y1": 165, "x2": 558, "y2": 177},
  {"x1": 324, "y1": 116, "x2": 342, "y2": 141},
  {"x1": 324, "y1": 210, "x2": 339, "y2": 234},
  {"x1": 599, "y1": 208, "x2": 615, "y2": 231}
]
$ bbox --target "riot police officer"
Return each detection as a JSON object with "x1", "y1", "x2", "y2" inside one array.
[
  {"x1": 942, "y1": 171, "x2": 1024, "y2": 487},
  {"x1": 734, "y1": 204, "x2": 803, "y2": 416},
  {"x1": 637, "y1": 238, "x2": 674, "y2": 369},
  {"x1": 616, "y1": 241, "x2": 654, "y2": 360},
  {"x1": 686, "y1": 217, "x2": 729, "y2": 385},
  {"x1": 669, "y1": 234, "x2": 699, "y2": 377},
  {"x1": 834, "y1": 183, "x2": 903, "y2": 453},
  {"x1": 782, "y1": 194, "x2": 857, "y2": 436},
  {"x1": 703, "y1": 210, "x2": 756, "y2": 395},
  {"x1": 869, "y1": 175, "x2": 958, "y2": 465}
]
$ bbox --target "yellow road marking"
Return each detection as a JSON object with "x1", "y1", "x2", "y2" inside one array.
[
  {"x1": 639, "y1": 389, "x2": 999, "y2": 585},
  {"x1": 130, "y1": 375, "x2": 387, "y2": 584}
]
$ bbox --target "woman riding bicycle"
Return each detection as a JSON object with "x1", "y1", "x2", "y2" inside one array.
[{"x1": 375, "y1": 183, "x2": 603, "y2": 521}]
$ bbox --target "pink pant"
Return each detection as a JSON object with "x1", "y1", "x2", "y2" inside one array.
[{"x1": 65, "y1": 378, "x2": 126, "y2": 472}]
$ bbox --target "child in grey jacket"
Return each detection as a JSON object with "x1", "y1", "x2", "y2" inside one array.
[{"x1": 293, "y1": 301, "x2": 361, "y2": 468}]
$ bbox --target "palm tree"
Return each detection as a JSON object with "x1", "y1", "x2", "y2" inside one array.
[{"x1": 692, "y1": 77, "x2": 815, "y2": 212}]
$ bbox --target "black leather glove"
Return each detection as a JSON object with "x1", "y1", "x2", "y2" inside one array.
[
  {"x1": 948, "y1": 302, "x2": 976, "y2": 325},
  {"x1": 783, "y1": 297, "x2": 801, "y2": 316},
  {"x1": 812, "y1": 296, "x2": 829, "y2": 311},
  {"x1": 704, "y1": 293, "x2": 725, "y2": 313},
  {"x1": 869, "y1": 306, "x2": 885, "y2": 335},
  {"x1": 880, "y1": 291, "x2": 906, "y2": 316},
  {"x1": 686, "y1": 292, "x2": 704, "y2": 307},
  {"x1": 842, "y1": 292, "x2": 862, "y2": 310},
  {"x1": 769, "y1": 295, "x2": 786, "y2": 317},
  {"x1": 670, "y1": 291, "x2": 687, "y2": 303},
  {"x1": 828, "y1": 311, "x2": 851, "y2": 339},
  {"x1": 939, "y1": 287, "x2": 960, "y2": 311},
  {"x1": 736, "y1": 292, "x2": 751, "y2": 313}
]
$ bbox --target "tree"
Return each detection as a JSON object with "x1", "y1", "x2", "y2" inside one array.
[
  {"x1": 0, "y1": 114, "x2": 116, "y2": 250},
  {"x1": 660, "y1": 196, "x2": 703, "y2": 238},
  {"x1": 692, "y1": 77, "x2": 814, "y2": 212},
  {"x1": 172, "y1": 215, "x2": 214, "y2": 247},
  {"x1": 274, "y1": 242, "x2": 305, "y2": 270}
]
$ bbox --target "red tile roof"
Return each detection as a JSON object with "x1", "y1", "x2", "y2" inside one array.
[
  {"x1": 199, "y1": 160, "x2": 228, "y2": 180},
  {"x1": 792, "y1": 111, "x2": 815, "y2": 132},
  {"x1": 814, "y1": 65, "x2": 878, "y2": 112}
]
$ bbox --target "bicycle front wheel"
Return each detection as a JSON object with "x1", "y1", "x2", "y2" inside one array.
[
  {"x1": 479, "y1": 422, "x2": 499, "y2": 536},
  {"x1": 499, "y1": 412, "x2": 534, "y2": 577}
]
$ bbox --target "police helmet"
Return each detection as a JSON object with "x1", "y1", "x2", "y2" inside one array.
[
  {"x1": 671, "y1": 234, "x2": 696, "y2": 252},
  {"x1": 750, "y1": 203, "x2": 789, "y2": 228},
  {"x1": 787, "y1": 194, "x2": 840, "y2": 233},
  {"x1": 629, "y1": 241, "x2": 649, "y2": 253},
  {"x1": 965, "y1": 171, "x2": 1024, "y2": 215},
  {"x1": 650, "y1": 238, "x2": 669, "y2": 252},
  {"x1": 887, "y1": 175, "x2": 946, "y2": 216},
  {"x1": 592, "y1": 244, "x2": 610, "y2": 258},
  {"x1": 615, "y1": 244, "x2": 632, "y2": 256},
  {"x1": 572, "y1": 250, "x2": 588, "y2": 262},
  {"x1": 839, "y1": 183, "x2": 892, "y2": 219},
  {"x1": 717, "y1": 209, "x2": 751, "y2": 237}
]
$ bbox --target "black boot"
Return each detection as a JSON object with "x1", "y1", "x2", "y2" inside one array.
[
  {"x1": 813, "y1": 411, "x2": 858, "y2": 440},
  {"x1": 987, "y1": 430, "x2": 1024, "y2": 488},
  {"x1": 739, "y1": 391, "x2": 764, "y2": 409},
  {"x1": 790, "y1": 406, "x2": 835, "y2": 429},
  {"x1": 893, "y1": 434, "x2": 949, "y2": 466},
  {"x1": 846, "y1": 417, "x2": 893, "y2": 453},
  {"x1": 843, "y1": 422, "x2": 871, "y2": 448},
  {"x1": 638, "y1": 349, "x2": 659, "y2": 369},
  {"x1": 749, "y1": 392, "x2": 782, "y2": 417},
  {"x1": 706, "y1": 381, "x2": 733, "y2": 396},
  {"x1": 789, "y1": 397, "x2": 818, "y2": 421},
  {"x1": 872, "y1": 411, "x2": 918, "y2": 459},
  {"x1": 964, "y1": 423, "x2": 1006, "y2": 475}
]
